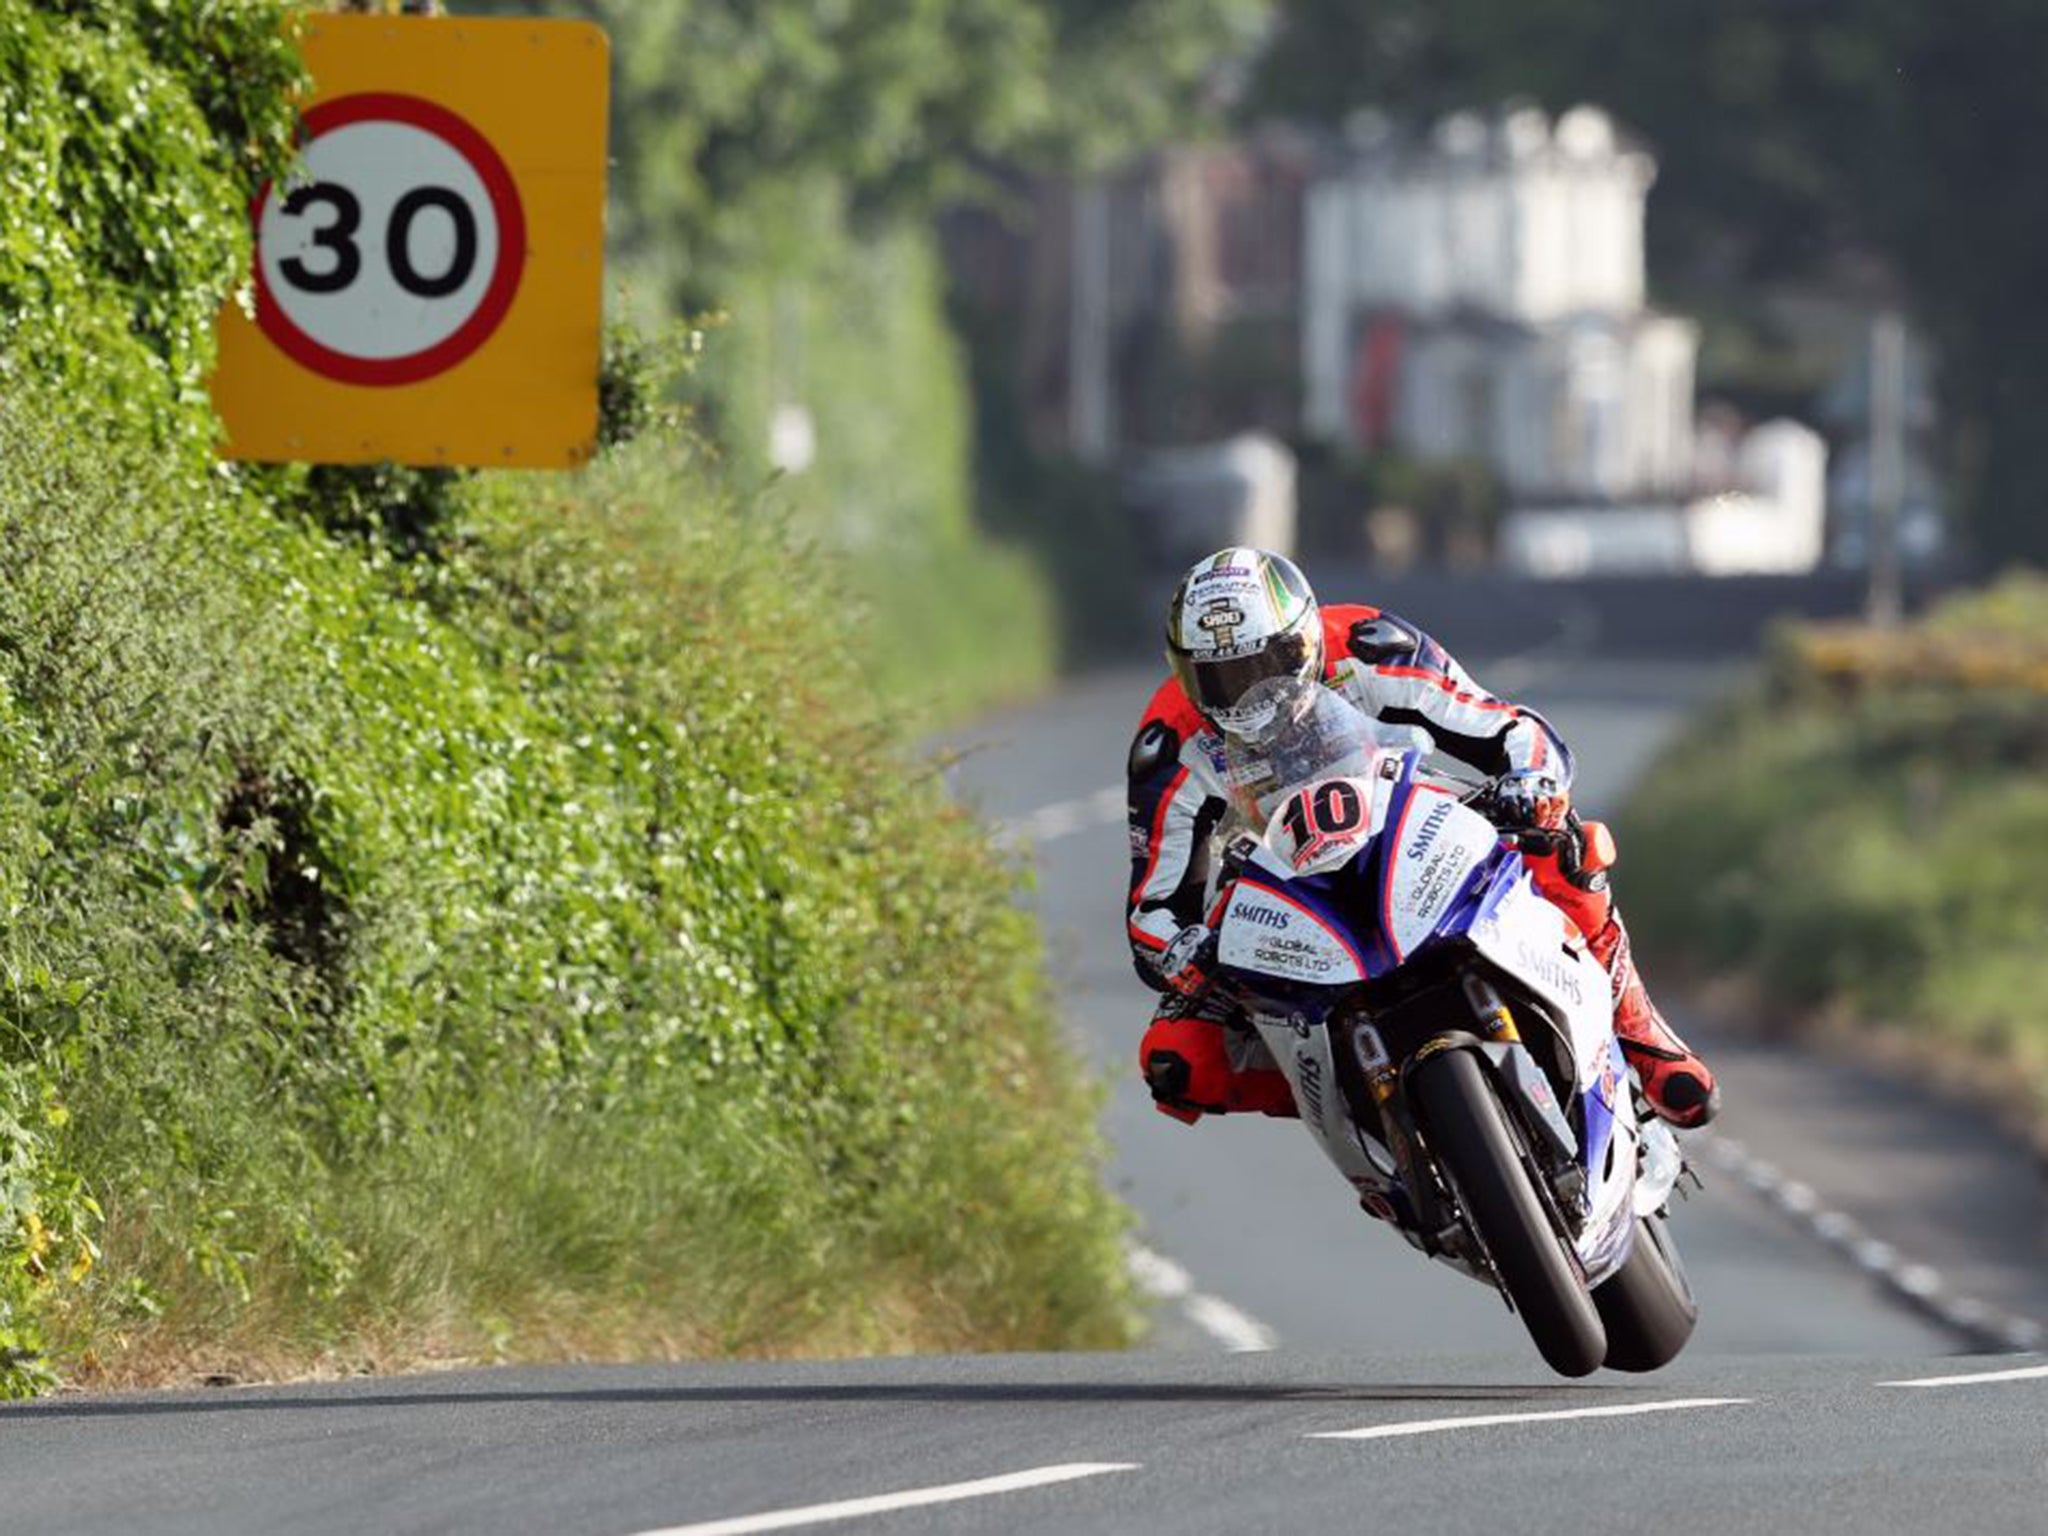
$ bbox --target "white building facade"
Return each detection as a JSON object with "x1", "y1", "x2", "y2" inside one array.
[{"x1": 1303, "y1": 106, "x2": 1699, "y2": 505}]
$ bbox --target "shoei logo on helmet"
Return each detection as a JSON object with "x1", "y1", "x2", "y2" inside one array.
[{"x1": 1196, "y1": 604, "x2": 1246, "y2": 647}]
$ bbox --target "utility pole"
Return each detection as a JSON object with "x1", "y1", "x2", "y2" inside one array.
[
  {"x1": 1069, "y1": 178, "x2": 1116, "y2": 465},
  {"x1": 1866, "y1": 311, "x2": 1907, "y2": 629}
]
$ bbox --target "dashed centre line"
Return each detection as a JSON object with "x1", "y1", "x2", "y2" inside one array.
[
  {"x1": 1127, "y1": 1241, "x2": 1278, "y2": 1353},
  {"x1": 1310, "y1": 1398, "x2": 1752, "y2": 1441},
  {"x1": 999, "y1": 784, "x2": 1123, "y2": 847},
  {"x1": 623, "y1": 1463, "x2": 1142, "y2": 1536},
  {"x1": 1878, "y1": 1363, "x2": 2048, "y2": 1390}
]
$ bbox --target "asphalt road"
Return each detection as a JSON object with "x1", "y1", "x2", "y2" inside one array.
[
  {"x1": 8, "y1": 1352, "x2": 2046, "y2": 1534},
  {"x1": 10, "y1": 573, "x2": 2045, "y2": 1535}
]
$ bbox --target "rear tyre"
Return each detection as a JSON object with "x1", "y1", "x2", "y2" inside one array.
[
  {"x1": 1593, "y1": 1214, "x2": 1698, "y2": 1372},
  {"x1": 1410, "y1": 1047, "x2": 1607, "y2": 1378}
]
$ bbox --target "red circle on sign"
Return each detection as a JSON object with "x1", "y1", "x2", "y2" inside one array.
[{"x1": 252, "y1": 93, "x2": 527, "y2": 387}]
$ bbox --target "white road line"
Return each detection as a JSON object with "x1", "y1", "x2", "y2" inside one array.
[
  {"x1": 1182, "y1": 1291, "x2": 1281, "y2": 1354},
  {"x1": 624, "y1": 1463, "x2": 1141, "y2": 1536},
  {"x1": 1878, "y1": 1363, "x2": 2048, "y2": 1390},
  {"x1": 1310, "y1": 1398, "x2": 1750, "y2": 1442},
  {"x1": 1699, "y1": 1133, "x2": 2046, "y2": 1352},
  {"x1": 1126, "y1": 1241, "x2": 1279, "y2": 1352},
  {"x1": 999, "y1": 785, "x2": 1124, "y2": 848}
]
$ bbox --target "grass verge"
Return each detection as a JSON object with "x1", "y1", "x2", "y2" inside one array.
[
  {"x1": 1620, "y1": 573, "x2": 2048, "y2": 1126},
  {"x1": 4, "y1": 400, "x2": 1135, "y2": 1390}
]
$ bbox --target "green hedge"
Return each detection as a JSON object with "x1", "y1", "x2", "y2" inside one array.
[
  {"x1": 1620, "y1": 576, "x2": 2048, "y2": 1120},
  {"x1": 0, "y1": 1, "x2": 1132, "y2": 1394}
]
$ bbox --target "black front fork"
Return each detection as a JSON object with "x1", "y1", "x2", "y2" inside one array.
[{"x1": 1345, "y1": 973, "x2": 1587, "y2": 1261}]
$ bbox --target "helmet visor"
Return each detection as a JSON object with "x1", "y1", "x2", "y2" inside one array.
[{"x1": 1176, "y1": 626, "x2": 1316, "y2": 719}]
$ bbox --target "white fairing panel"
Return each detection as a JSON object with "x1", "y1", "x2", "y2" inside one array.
[
  {"x1": 1247, "y1": 1012, "x2": 1396, "y2": 1198},
  {"x1": 1468, "y1": 872, "x2": 1644, "y2": 1284},
  {"x1": 1264, "y1": 773, "x2": 1392, "y2": 878},
  {"x1": 1468, "y1": 878, "x2": 1611, "y2": 1072},
  {"x1": 1383, "y1": 793, "x2": 1498, "y2": 960},
  {"x1": 1218, "y1": 884, "x2": 1366, "y2": 985}
]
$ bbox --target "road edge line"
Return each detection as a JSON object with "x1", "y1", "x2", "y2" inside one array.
[
  {"x1": 1127, "y1": 1241, "x2": 1278, "y2": 1353},
  {"x1": 1700, "y1": 1134, "x2": 2045, "y2": 1354}
]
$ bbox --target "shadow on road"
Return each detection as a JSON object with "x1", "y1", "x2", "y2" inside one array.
[{"x1": 6, "y1": 1377, "x2": 1609, "y2": 1419}]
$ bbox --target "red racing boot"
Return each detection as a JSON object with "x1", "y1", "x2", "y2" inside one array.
[
  {"x1": 1522, "y1": 820, "x2": 1718, "y2": 1129},
  {"x1": 1140, "y1": 1003, "x2": 1299, "y2": 1124},
  {"x1": 1586, "y1": 912, "x2": 1720, "y2": 1129}
]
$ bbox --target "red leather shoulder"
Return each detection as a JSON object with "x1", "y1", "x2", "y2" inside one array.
[
  {"x1": 1319, "y1": 602, "x2": 1381, "y2": 674},
  {"x1": 1139, "y1": 674, "x2": 1205, "y2": 738}
]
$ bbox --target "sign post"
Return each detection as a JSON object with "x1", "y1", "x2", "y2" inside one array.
[{"x1": 212, "y1": 14, "x2": 609, "y2": 468}]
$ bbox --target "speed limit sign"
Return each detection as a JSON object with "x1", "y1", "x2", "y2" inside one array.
[
  {"x1": 254, "y1": 94, "x2": 525, "y2": 388},
  {"x1": 213, "y1": 16, "x2": 608, "y2": 468}
]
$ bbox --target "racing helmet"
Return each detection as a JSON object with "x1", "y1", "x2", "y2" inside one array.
[{"x1": 1165, "y1": 547, "x2": 1324, "y2": 737}]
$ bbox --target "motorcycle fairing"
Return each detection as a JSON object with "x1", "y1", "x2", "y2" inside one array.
[
  {"x1": 1247, "y1": 1000, "x2": 1402, "y2": 1202},
  {"x1": 1461, "y1": 873, "x2": 1641, "y2": 1273},
  {"x1": 1218, "y1": 879, "x2": 1369, "y2": 986},
  {"x1": 1224, "y1": 757, "x2": 1503, "y2": 988},
  {"x1": 1371, "y1": 767, "x2": 1504, "y2": 966}
]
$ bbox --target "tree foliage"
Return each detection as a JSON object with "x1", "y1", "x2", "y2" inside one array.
[
  {"x1": 1252, "y1": 0, "x2": 2048, "y2": 567},
  {"x1": 472, "y1": 0, "x2": 1268, "y2": 278}
]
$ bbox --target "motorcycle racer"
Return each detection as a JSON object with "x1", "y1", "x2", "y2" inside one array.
[{"x1": 1129, "y1": 547, "x2": 1720, "y2": 1131}]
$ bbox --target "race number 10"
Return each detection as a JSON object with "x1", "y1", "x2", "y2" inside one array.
[{"x1": 254, "y1": 93, "x2": 526, "y2": 387}]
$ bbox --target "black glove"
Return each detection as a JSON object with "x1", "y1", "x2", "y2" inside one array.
[
  {"x1": 1491, "y1": 769, "x2": 1570, "y2": 833},
  {"x1": 1155, "y1": 923, "x2": 1218, "y2": 999}
]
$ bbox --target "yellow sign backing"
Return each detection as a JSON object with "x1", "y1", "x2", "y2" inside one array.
[{"x1": 212, "y1": 15, "x2": 608, "y2": 468}]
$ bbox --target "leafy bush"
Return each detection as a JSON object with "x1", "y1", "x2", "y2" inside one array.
[
  {"x1": 0, "y1": 0, "x2": 1133, "y2": 1394},
  {"x1": 0, "y1": 402, "x2": 1132, "y2": 1384},
  {"x1": 1621, "y1": 576, "x2": 2048, "y2": 1119},
  {"x1": 0, "y1": 0, "x2": 302, "y2": 452}
]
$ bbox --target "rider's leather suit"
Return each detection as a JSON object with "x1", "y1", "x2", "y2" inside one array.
[
  {"x1": 1125, "y1": 603, "x2": 1718, "y2": 1129},
  {"x1": 1127, "y1": 604, "x2": 1569, "y2": 966}
]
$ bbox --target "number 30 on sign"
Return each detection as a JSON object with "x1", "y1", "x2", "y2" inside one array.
[{"x1": 212, "y1": 16, "x2": 608, "y2": 468}]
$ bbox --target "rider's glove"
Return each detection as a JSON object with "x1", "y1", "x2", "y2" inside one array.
[
  {"x1": 1492, "y1": 769, "x2": 1570, "y2": 834},
  {"x1": 1155, "y1": 923, "x2": 1218, "y2": 998}
]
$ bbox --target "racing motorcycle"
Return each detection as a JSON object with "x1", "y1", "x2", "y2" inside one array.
[{"x1": 1203, "y1": 678, "x2": 1698, "y2": 1377}]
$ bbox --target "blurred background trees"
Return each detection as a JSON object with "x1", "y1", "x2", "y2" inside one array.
[
  {"x1": 467, "y1": 0, "x2": 2043, "y2": 632},
  {"x1": 1253, "y1": 0, "x2": 2048, "y2": 567},
  {"x1": 467, "y1": 0, "x2": 1267, "y2": 685}
]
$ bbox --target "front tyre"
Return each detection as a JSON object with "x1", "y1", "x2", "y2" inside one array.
[
  {"x1": 1410, "y1": 1048, "x2": 1607, "y2": 1378},
  {"x1": 1593, "y1": 1214, "x2": 1698, "y2": 1372}
]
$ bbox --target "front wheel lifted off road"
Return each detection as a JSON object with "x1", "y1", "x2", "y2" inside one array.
[
  {"x1": 1410, "y1": 1047, "x2": 1607, "y2": 1378},
  {"x1": 1593, "y1": 1214, "x2": 1698, "y2": 1372}
]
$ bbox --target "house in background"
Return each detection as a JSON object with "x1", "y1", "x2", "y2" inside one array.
[
  {"x1": 1304, "y1": 106, "x2": 1697, "y2": 505},
  {"x1": 1303, "y1": 105, "x2": 1822, "y2": 575},
  {"x1": 947, "y1": 104, "x2": 1828, "y2": 575}
]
